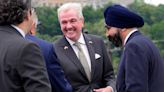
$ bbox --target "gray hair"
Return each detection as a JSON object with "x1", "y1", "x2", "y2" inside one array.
[
  {"x1": 57, "y1": 3, "x2": 83, "y2": 19},
  {"x1": 32, "y1": 9, "x2": 38, "y2": 27}
]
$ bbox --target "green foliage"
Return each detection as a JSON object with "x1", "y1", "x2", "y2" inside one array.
[
  {"x1": 140, "y1": 23, "x2": 151, "y2": 38},
  {"x1": 150, "y1": 20, "x2": 164, "y2": 40},
  {"x1": 156, "y1": 42, "x2": 164, "y2": 55},
  {"x1": 85, "y1": 19, "x2": 106, "y2": 39},
  {"x1": 112, "y1": 55, "x2": 120, "y2": 74},
  {"x1": 36, "y1": 7, "x2": 62, "y2": 36},
  {"x1": 83, "y1": 6, "x2": 104, "y2": 23},
  {"x1": 36, "y1": 33, "x2": 62, "y2": 42}
]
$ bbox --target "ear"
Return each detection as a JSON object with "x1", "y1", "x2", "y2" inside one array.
[
  {"x1": 29, "y1": 8, "x2": 33, "y2": 15},
  {"x1": 81, "y1": 17, "x2": 85, "y2": 27},
  {"x1": 25, "y1": 9, "x2": 33, "y2": 21},
  {"x1": 119, "y1": 28, "x2": 127, "y2": 36},
  {"x1": 29, "y1": 23, "x2": 36, "y2": 35}
]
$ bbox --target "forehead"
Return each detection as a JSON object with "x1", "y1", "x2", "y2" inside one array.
[{"x1": 59, "y1": 9, "x2": 79, "y2": 20}]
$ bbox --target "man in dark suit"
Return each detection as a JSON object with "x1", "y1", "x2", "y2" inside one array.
[
  {"x1": 25, "y1": 10, "x2": 72, "y2": 92},
  {"x1": 54, "y1": 3, "x2": 115, "y2": 92},
  {"x1": 0, "y1": 0, "x2": 51, "y2": 92},
  {"x1": 104, "y1": 4, "x2": 164, "y2": 92},
  {"x1": 26, "y1": 35, "x2": 73, "y2": 92}
]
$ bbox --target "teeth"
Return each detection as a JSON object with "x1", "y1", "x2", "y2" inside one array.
[{"x1": 68, "y1": 30, "x2": 74, "y2": 32}]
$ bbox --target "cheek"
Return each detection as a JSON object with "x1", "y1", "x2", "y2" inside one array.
[
  {"x1": 106, "y1": 30, "x2": 113, "y2": 37},
  {"x1": 60, "y1": 25, "x2": 66, "y2": 31}
]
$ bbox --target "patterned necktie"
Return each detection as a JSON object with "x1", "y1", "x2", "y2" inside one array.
[{"x1": 74, "y1": 42, "x2": 91, "y2": 81}]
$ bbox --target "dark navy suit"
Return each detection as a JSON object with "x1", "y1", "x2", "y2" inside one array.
[
  {"x1": 26, "y1": 34, "x2": 72, "y2": 92},
  {"x1": 116, "y1": 31, "x2": 164, "y2": 92}
]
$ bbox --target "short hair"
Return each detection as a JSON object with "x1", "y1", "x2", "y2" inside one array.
[
  {"x1": 57, "y1": 3, "x2": 83, "y2": 19},
  {"x1": 0, "y1": 0, "x2": 32, "y2": 25}
]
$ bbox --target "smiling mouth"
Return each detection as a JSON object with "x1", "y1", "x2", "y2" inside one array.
[{"x1": 67, "y1": 29, "x2": 75, "y2": 32}]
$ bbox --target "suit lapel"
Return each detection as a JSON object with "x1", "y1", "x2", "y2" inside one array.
[
  {"x1": 59, "y1": 37, "x2": 87, "y2": 78},
  {"x1": 83, "y1": 34, "x2": 96, "y2": 80}
]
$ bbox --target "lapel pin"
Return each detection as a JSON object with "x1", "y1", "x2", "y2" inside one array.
[
  {"x1": 64, "y1": 46, "x2": 68, "y2": 50},
  {"x1": 89, "y1": 41, "x2": 93, "y2": 44}
]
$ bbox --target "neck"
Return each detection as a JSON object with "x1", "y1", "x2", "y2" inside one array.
[
  {"x1": 16, "y1": 22, "x2": 29, "y2": 35},
  {"x1": 121, "y1": 28, "x2": 136, "y2": 46}
]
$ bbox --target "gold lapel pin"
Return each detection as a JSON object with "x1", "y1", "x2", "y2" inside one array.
[{"x1": 89, "y1": 41, "x2": 93, "y2": 44}]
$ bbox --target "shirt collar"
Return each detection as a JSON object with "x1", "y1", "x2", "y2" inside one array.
[
  {"x1": 124, "y1": 28, "x2": 138, "y2": 46},
  {"x1": 11, "y1": 24, "x2": 26, "y2": 38},
  {"x1": 66, "y1": 33, "x2": 86, "y2": 46}
]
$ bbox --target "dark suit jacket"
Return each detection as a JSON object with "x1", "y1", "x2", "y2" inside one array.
[
  {"x1": 54, "y1": 33, "x2": 115, "y2": 92},
  {"x1": 0, "y1": 25, "x2": 51, "y2": 92},
  {"x1": 116, "y1": 31, "x2": 164, "y2": 92},
  {"x1": 25, "y1": 34, "x2": 73, "y2": 92}
]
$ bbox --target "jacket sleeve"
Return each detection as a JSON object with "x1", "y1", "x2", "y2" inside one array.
[
  {"x1": 101, "y1": 39, "x2": 116, "y2": 91},
  {"x1": 46, "y1": 45, "x2": 73, "y2": 92}
]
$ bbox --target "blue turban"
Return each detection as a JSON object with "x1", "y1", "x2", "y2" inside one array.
[{"x1": 104, "y1": 4, "x2": 144, "y2": 28}]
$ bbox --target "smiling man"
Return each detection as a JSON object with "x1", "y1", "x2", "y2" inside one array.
[{"x1": 54, "y1": 3, "x2": 116, "y2": 92}]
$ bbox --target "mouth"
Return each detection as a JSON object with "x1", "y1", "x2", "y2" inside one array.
[
  {"x1": 65, "y1": 29, "x2": 75, "y2": 35},
  {"x1": 66, "y1": 29, "x2": 75, "y2": 33},
  {"x1": 67, "y1": 29, "x2": 74, "y2": 32}
]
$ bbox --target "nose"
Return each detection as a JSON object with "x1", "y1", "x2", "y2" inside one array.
[{"x1": 66, "y1": 22, "x2": 73, "y2": 30}]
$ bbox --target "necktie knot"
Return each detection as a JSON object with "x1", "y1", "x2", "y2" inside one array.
[{"x1": 74, "y1": 42, "x2": 82, "y2": 51}]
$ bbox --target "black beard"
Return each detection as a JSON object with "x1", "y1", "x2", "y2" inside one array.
[{"x1": 108, "y1": 32, "x2": 122, "y2": 47}]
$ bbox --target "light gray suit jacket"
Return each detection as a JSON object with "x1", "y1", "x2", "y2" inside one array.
[{"x1": 54, "y1": 33, "x2": 115, "y2": 92}]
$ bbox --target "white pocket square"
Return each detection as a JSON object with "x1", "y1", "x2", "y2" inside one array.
[{"x1": 95, "y1": 53, "x2": 101, "y2": 59}]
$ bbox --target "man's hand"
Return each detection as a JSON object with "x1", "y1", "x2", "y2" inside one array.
[{"x1": 93, "y1": 86, "x2": 113, "y2": 92}]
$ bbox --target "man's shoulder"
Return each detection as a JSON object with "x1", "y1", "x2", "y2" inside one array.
[
  {"x1": 54, "y1": 36, "x2": 66, "y2": 46},
  {"x1": 26, "y1": 35, "x2": 52, "y2": 46},
  {"x1": 3, "y1": 35, "x2": 40, "y2": 57}
]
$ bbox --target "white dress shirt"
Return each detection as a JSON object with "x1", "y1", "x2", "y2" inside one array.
[
  {"x1": 123, "y1": 28, "x2": 138, "y2": 46},
  {"x1": 11, "y1": 25, "x2": 26, "y2": 38}
]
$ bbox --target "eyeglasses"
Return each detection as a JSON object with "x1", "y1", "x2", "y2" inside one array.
[{"x1": 104, "y1": 25, "x2": 112, "y2": 30}]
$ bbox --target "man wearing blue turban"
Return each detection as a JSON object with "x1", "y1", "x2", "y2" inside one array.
[{"x1": 104, "y1": 4, "x2": 164, "y2": 92}]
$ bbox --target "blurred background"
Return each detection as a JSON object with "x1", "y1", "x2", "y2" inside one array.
[{"x1": 32, "y1": 0, "x2": 164, "y2": 74}]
